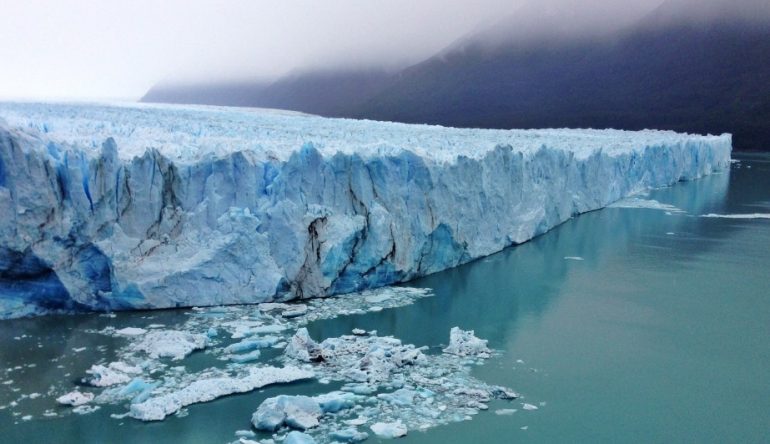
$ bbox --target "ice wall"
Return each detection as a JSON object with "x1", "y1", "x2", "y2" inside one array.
[{"x1": 0, "y1": 102, "x2": 732, "y2": 318}]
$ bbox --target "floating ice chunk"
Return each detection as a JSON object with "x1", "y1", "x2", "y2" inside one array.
[
  {"x1": 86, "y1": 364, "x2": 133, "y2": 387},
  {"x1": 132, "y1": 330, "x2": 207, "y2": 360},
  {"x1": 284, "y1": 431, "x2": 317, "y2": 444},
  {"x1": 608, "y1": 198, "x2": 685, "y2": 213},
  {"x1": 72, "y1": 405, "x2": 100, "y2": 414},
  {"x1": 330, "y1": 428, "x2": 369, "y2": 443},
  {"x1": 282, "y1": 305, "x2": 308, "y2": 318},
  {"x1": 56, "y1": 391, "x2": 94, "y2": 406},
  {"x1": 443, "y1": 327, "x2": 491, "y2": 358},
  {"x1": 225, "y1": 336, "x2": 280, "y2": 354},
  {"x1": 130, "y1": 366, "x2": 313, "y2": 421},
  {"x1": 345, "y1": 416, "x2": 368, "y2": 426},
  {"x1": 377, "y1": 388, "x2": 416, "y2": 406},
  {"x1": 370, "y1": 421, "x2": 408, "y2": 438},
  {"x1": 118, "y1": 378, "x2": 157, "y2": 403},
  {"x1": 700, "y1": 213, "x2": 770, "y2": 219},
  {"x1": 564, "y1": 256, "x2": 584, "y2": 261},
  {"x1": 115, "y1": 327, "x2": 147, "y2": 336},
  {"x1": 252, "y1": 395, "x2": 322, "y2": 431},
  {"x1": 365, "y1": 293, "x2": 393, "y2": 304},
  {"x1": 229, "y1": 350, "x2": 262, "y2": 363},
  {"x1": 284, "y1": 328, "x2": 322, "y2": 362},
  {"x1": 490, "y1": 386, "x2": 519, "y2": 400},
  {"x1": 522, "y1": 403, "x2": 539, "y2": 410},
  {"x1": 248, "y1": 325, "x2": 289, "y2": 335},
  {"x1": 351, "y1": 328, "x2": 366, "y2": 335},
  {"x1": 313, "y1": 391, "x2": 359, "y2": 413},
  {"x1": 495, "y1": 408, "x2": 517, "y2": 415}
]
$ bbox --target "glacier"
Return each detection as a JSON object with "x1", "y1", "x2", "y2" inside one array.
[{"x1": 0, "y1": 101, "x2": 731, "y2": 318}]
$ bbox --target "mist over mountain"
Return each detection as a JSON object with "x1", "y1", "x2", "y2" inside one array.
[{"x1": 142, "y1": 0, "x2": 770, "y2": 151}]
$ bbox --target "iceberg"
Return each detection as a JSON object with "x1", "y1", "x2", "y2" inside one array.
[{"x1": 0, "y1": 102, "x2": 732, "y2": 317}]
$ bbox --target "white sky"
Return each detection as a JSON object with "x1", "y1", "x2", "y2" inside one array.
[
  {"x1": 0, "y1": 0, "x2": 704, "y2": 101},
  {"x1": 0, "y1": 0, "x2": 528, "y2": 100}
]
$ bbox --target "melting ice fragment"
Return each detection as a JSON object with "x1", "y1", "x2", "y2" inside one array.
[
  {"x1": 130, "y1": 366, "x2": 313, "y2": 421},
  {"x1": 252, "y1": 395, "x2": 323, "y2": 431},
  {"x1": 443, "y1": 327, "x2": 491, "y2": 358},
  {"x1": 370, "y1": 421, "x2": 408, "y2": 438},
  {"x1": 132, "y1": 330, "x2": 207, "y2": 360},
  {"x1": 56, "y1": 391, "x2": 94, "y2": 406},
  {"x1": 284, "y1": 431, "x2": 318, "y2": 444}
]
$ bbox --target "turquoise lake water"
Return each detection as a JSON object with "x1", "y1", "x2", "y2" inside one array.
[{"x1": 1, "y1": 153, "x2": 768, "y2": 443}]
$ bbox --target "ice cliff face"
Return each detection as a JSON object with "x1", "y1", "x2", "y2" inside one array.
[{"x1": 0, "y1": 102, "x2": 732, "y2": 318}]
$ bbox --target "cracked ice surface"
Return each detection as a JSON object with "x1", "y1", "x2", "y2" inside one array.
[{"x1": 0, "y1": 102, "x2": 731, "y2": 318}]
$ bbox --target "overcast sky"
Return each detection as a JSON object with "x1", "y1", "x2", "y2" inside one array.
[{"x1": 0, "y1": 0, "x2": 682, "y2": 101}]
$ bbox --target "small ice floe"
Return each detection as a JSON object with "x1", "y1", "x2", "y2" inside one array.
[
  {"x1": 443, "y1": 327, "x2": 491, "y2": 358},
  {"x1": 229, "y1": 350, "x2": 261, "y2": 363},
  {"x1": 495, "y1": 408, "x2": 517, "y2": 415},
  {"x1": 282, "y1": 305, "x2": 308, "y2": 319},
  {"x1": 521, "y1": 426, "x2": 529, "y2": 430},
  {"x1": 132, "y1": 330, "x2": 207, "y2": 360},
  {"x1": 115, "y1": 327, "x2": 147, "y2": 336},
  {"x1": 72, "y1": 347, "x2": 87, "y2": 353},
  {"x1": 86, "y1": 362, "x2": 141, "y2": 387},
  {"x1": 21, "y1": 415, "x2": 33, "y2": 421},
  {"x1": 284, "y1": 431, "x2": 317, "y2": 444},
  {"x1": 225, "y1": 336, "x2": 280, "y2": 354},
  {"x1": 365, "y1": 293, "x2": 393, "y2": 304},
  {"x1": 563, "y1": 256, "x2": 584, "y2": 261},
  {"x1": 666, "y1": 232, "x2": 675, "y2": 235},
  {"x1": 700, "y1": 213, "x2": 770, "y2": 219},
  {"x1": 252, "y1": 395, "x2": 323, "y2": 431},
  {"x1": 330, "y1": 428, "x2": 368, "y2": 442},
  {"x1": 28, "y1": 393, "x2": 41, "y2": 399},
  {"x1": 56, "y1": 390, "x2": 94, "y2": 407},
  {"x1": 130, "y1": 366, "x2": 313, "y2": 421},
  {"x1": 56, "y1": 390, "x2": 94, "y2": 406},
  {"x1": 72, "y1": 405, "x2": 100, "y2": 415},
  {"x1": 370, "y1": 421, "x2": 408, "y2": 438},
  {"x1": 609, "y1": 198, "x2": 685, "y2": 214},
  {"x1": 522, "y1": 403, "x2": 539, "y2": 410}
]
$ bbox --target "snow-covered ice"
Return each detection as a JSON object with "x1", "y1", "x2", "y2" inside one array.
[{"x1": 0, "y1": 101, "x2": 731, "y2": 318}]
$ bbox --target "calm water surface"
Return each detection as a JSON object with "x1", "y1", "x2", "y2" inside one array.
[{"x1": 1, "y1": 154, "x2": 769, "y2": 443}]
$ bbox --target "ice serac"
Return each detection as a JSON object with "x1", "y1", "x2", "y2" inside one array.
[{"x1": 0, "y1": 102, "x2": 732, "y2": 317}]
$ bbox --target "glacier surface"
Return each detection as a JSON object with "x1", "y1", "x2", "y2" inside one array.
[{"x1": 0, "y1": 102, "x2": 732, "y2": 317}]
